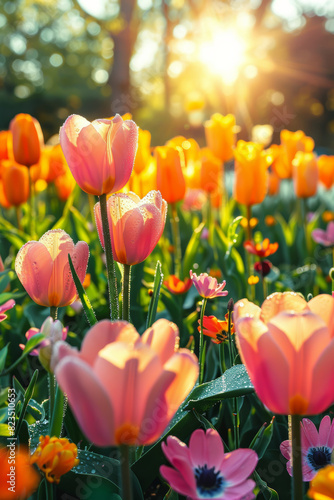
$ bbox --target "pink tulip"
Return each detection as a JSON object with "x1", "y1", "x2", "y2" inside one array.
[
  {"x1": 94, "y1": 190, "x2": 167, "y2": 265},
  {"x1": 15, "y1": 229, "x2": 89, "y2": 307},
  {"x1": 189, "y1": 270, "x2": 228, "y2": 299},
  {"x1": 0, "y1": 299, "x2": 15, "y2": 322},
  {"x1": 20, "y1": 317, "x2": 68, "y2": 359},
  {"x1": 312, "y1": 222, "x2": 334, "y2": 247},
  {"x1": 160, "y1": 428, "x2": 258, "y2": 499},
  {"x1": 280, "y1": 416, "x2": 334, "y2": 481},
  {"x1": 52, "y1": 318, "x2": 199, "y2": 446},
  {"x1": 59, "y1": 114, "x2": 138, "y2": 196},
  {"x1": 234, "y1": 292, "x2": 334, "y2": 414}
]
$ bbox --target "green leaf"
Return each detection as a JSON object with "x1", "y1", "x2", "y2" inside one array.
[
  {"x1": 254, "y1": 470, "x2": 279, "y2": 499},
  {"x1": 0, "y1": 423, "x2": 12, "y2": 436},
  {"x1": 23, "y1": 334, "x2": 45, "y2": 354},
  {"x1": 29, "y1": 419, "x2": 50, "y2": 452},
  {"x1": 183, "y1": 222, "x2": 205, "y2": 277},
  {"x1": 50, "y1": 385, "x2": 64, "y2": 437},
  {"x1": 226, "y1": 216, "x2": 243, "y2": 255},
  {"x1": 249, "y1": 417, "x2": 275, "y2": 460},
  {"x1": 15, "y1": 369, "x2": 39, "y2": 438},
  {"x1": 146, "y1": 261, "x2": 163, "y2": 329},
  {"x1": 184, "y1": 364, "x2": 254, "y2": 412},
  {"x1": 68, "y1": 253, "x2": 97, "y2": 326},
  {"x1": 0, "y1": 344, "x2": 9, "y2": 373},
  {"x1": 26, "y1": 399, "x2": 45, "y2": 421}
]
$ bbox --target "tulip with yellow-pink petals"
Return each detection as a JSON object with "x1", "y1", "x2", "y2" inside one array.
[{"x1": 52, "y1": 318, "x2": 199, "y2": 446}]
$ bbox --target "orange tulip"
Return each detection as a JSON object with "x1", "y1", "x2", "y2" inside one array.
[
  {"x1": 0, "y1": 130, "x2": 13, "y2": 160},
  {"x1": 200, "y1": 147, "x2": 223, "y2": 193},
  {"x1": 30, "y1": 145, "x2": 52, "y2": 183},
  {"x1": 292, "y1": 151, "x2": 318, "y2": 198},
  {"x1": 47, "y1": 144, "x2": 68, "y2": 182},
  {"x1": 234, "y1": 292, "x2": 334, "y2": 415},
  {"x1": 204, "y1": 113, "x2": 236, "y2": 162},
  {"x1": 0, "y1": 446, "x2": 40, "y2": 499},
  {"x1": 167, "y1": 136, "x2": 200, "y2": 167},
  {"x1": 10, "y1": 113, "x2": 44, "y2": 167},
  {"x1": 155, "y1": 145, "x2": 186, "y2": 204},
  {"x1": 128, "y1": 158, "x2": 158, "y2": 198},
  {"x1": 1, "y1": 160, "x2": 29, "y2": 206},
  {"x1": 280, "y1": 129, "x2": 314, "y2": 179},
  {"x1": 164, "y1": 275, "x2": 192, "y2": 294},
  {"x1": 54, "y1": 167, "x2": 76, "y2": 201},
  {"x1": 318, "y1": 155, "x2": 334, "y2": 190},
  {"x1": 267, "y1": 169, "x2": 280, "y2": 196},
  {"x1": 134, "y1": 128, "x2": 152, "y2": 174},
  {"x1": 233, "y1": 141, "x2": 271, "y2": 206}
]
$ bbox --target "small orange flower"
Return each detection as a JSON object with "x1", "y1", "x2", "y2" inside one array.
[
  {"x1": 244, "y1": 238, "x2": 278, "y2": 258},
  {"x1": 30, "y1": 435, "x2": 79, "y2": 484},
  {"x1": 209, "y1": 268, "x2": 222, "y2": 279},
  {"x1": 265, "y1": 215, "x2": 276, "y2": 227},
  {"x1": 0, "y1": 446, "x2": 40, "y2": 500},
  {"x1": 198, "y1": 314, "x2": 235, "y2": 344},
  {"x1": 248, "y1": 275, "x2": 260, "y2": 285},
  {"x1": 323, "y1": 211, "x2": 334, "y2": 223},
  {"x1": 164, "y1": 275, "x2": 192, "y2": 294},
  {"x1": 240, "y1": 217, "x2": 259, "y2": 230}
]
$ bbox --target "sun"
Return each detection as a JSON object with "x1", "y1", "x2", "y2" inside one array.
[{"x1": 199, "y1": 30, "x2": 247, "y2": 85}]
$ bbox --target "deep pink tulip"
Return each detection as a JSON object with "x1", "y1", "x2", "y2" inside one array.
[
  {"x1": 234, "y1": 292, "x2": 334, "y2": 414},
  {"x1": 160, "y1": 428, "x2": 258, "y2": 499},
  {"x1": 15, "y1": 229, "x2": 89, "y2": 307},
  {"x1": 190, "y1": 270, "x2": 228, "y2": 299},
  {"x1": 0, "y1": 299, "x2": 15, "y2": 322},
  {"x1": 280, "y1": 416, "x2": 334, "y2": 481},
  {"x1": 312, "y1": 222, "x2": 334, "y2": 247},
  {"x1": 52, "y1": 319, "x2": 199, "y2": 447},
  {"x1": 59, "y1": 114, "x2": 138, "y2": 196},
  {"x1": 94, "y1": 190, "x2": 167, "y2": 265}
]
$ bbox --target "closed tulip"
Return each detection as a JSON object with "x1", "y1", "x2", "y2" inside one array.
[
  {"x1": 0, "y1": 130, "x2": 13, "y2": 160},
  {"x1": 15, "y1": 229, "x2": 89, "y2": 307},
  {"x1": 318, "y1": 155, "x2": 334, "y2": 190},
  {"x1": 10, "y1": 113, "x2": 44, "y2": 167},
  {"x1": 233, "y1": 140, "x2": 271, "y2": 206},
  {"x1": 292, "y1": 151, "x2": 318, "y2": 198},
  {"x1": 280, "y1": 129, "x2": 314, "y2": 179},
  {"x1": 155, "y1": 145, "x2": 186, "y2": 204},
  {"x1": 94, "y1": 190, "x2": 167, "y2": 265},
  {"x1": 234, "y1": 292, "x2": 334, "y2": 415},
  {"x1": 204, "y1": 113, "x2": 236, "y2": 162},
  {"x1": 200, "y1": 147, "x2": 223, "y2": 193},
  {"x1": 133, "y1": 128, "x2": 152, "y2": 174},
  {"x1": 54, "y1": 167, "x2": 76, "y2": 201},
  {"x1": 1, "y1": 160, "x2": 29, "y2": 206},
  {"x1": 52, "y1": 318, "x2": 199, "y2": 446},
  {"x1": 60, "y1": 114, "x2": 138, "y2": 196}
]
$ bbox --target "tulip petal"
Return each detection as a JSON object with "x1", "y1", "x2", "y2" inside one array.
[
  {"x1": 60, "y1": 241, "x2": 89, "y2": 306},
  {"x1": 141, "y1": 319, "x2": 178, "y2": 365},
  {"x1": 80, "y1": 320, "x2": 139, "y2": 365},
  {"x1": 234, "y1": 299, "x2": 261, "y2": 323},
  {"x1": 55, "y1": 357, "x2": 114, "y2": 446},
  {"x1": 308, "y1": 294, "x2": 334, "y2": 335},
  {"x1": 309, "y1": 337, "x2": 334, "y2": 414},
  {"x1": 260, "y1": 292, "x2": 307, "y2": 324}
]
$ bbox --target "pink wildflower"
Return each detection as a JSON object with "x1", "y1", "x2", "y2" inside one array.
[{"x1": 190, "y1": 270, "x2": 228, "y2": 299}]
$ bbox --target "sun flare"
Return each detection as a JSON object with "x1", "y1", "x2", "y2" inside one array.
[{"x1": 199, "y1": 30, "x2": 246, "y2": 85}]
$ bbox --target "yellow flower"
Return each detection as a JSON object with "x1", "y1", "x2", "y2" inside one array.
[
  {"x1": 308, "y1": 465, "x2": 334, "y2": 499},
  {"x1": 248, "y1": 275, "x2": 259, "y2": 285},
  {"x1": 31, "y1": 436, "x2": 79, "y2": 484}
]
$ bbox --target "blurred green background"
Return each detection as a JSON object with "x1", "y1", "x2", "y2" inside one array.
[{"x1": 1, "y1": 0, "x2": 334, "y2": 147}]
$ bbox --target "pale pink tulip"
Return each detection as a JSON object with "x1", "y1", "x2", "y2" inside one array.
[
  {"x1": 59, "y1": 114, "x2": 138, "y2": 196},
  {"x1": 52, "y1": 319, "x2": 199, "y2": 446},
  {"x1": 15, "y1": 229, "x2": 89, "y2": 307},
  {"x1": 0, "y1": 299, "x2": 15, "y2": 322},
  {"x1": 234, "y1": 292, "x2": 334, "y2": 414},
  {"x1": 189, "y1": 270, "x2": 228, "y2": 299},
  {"x1": 160, "y1": 428, "x2": 258, "y2": 499},
  {"x1": 94, "y1": 190, "x2": 167, "y2": 265}
]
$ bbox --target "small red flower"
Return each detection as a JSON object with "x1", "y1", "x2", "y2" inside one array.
[
  {"x1": 198, "y1": 314, "x2": 235, "y2": 344},
  {"x1": 164, "y1": 275, "x2": 192, "y2": 295},
  {"x1": 254, "y1": 260, "x2": 272, "y2": 277},
  {"x1": 244, "y1": 238, "x2": 278, "y2": 258}
]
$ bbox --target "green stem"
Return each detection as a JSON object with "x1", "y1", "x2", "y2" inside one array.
[
  {"x1": 99, "y1": 193, "x2": 119, "y2": 320},
  {"x1": 199, "y1": 298, "x2": 208, "y2": 385},
  {"x1": 46, "y1": 478, "x2": 54, "y2": 500},
  {"x1": 171, "y1": 203, "x2": 182, "y2": 278},
  {"x1": 50, "y1": 306, "x2": 58, "y2": 321},
  {"x1": 120, "y1": 445, "x2": 133, "y2": 500},
  {"x1": 50, "y1": 385, "x2": 64, "y2": 437},
  {"x1": 233, "y1": 397, "x2": 240, "y2": 449},
  {"x1": 122, "y1": 264, "x2": 131, "y2": 322},
  {"x1": 219, "y1": 342, "x2": 226, "y2": 374},
  {"x1": 15, "y1": 206, "x2": 22, "y2": 231},
  {"x1": 88, "y1": 193, "x2": 96, "y2": 224},
  {"x1": 28, "y1": 168, "x2": 36, "y2": 238},
  {"x1": 289, "y1": 414, "x2": 303, "y2": 500},
  {"x1": 48, "y1": 373, "x2": 55, "y2": 433}
]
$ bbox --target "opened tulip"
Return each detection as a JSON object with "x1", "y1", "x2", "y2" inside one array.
[
  {"x1": 60, "y1": 114, "x2": 138, "y2": 195},
  {"x1": 164, "y1": 275, "x2": 192, "y2": 295},
  {"x1": 94, "y1": 190, "x2": 167, "y2": 265},
  {"x1": 234, "y1": 292, "x2": 334, "y2": 414},
  {"x1": 15, "y1": 229, "x2": 89, "y2": 307},
  {"x1": 292, "y1": 151, "x2": 318, "y2": 198},
  {"x1": 233, "y1": 141, "x2": 272, "y2": 206},
  {"x1": 190, "y1": 270, "x2": 228, "y2": 299},
  {"x1": 204, "y1": 113, "x2": 236, "y2": 162},
  {"x1": 155, "y1": 145, "x2": 186, "y2": 204},
  {"x1": 10, "y1": 113, "x2": 44, "y2": 167},
  {"x1": 52, "y1": 318, "x2": 199, "y2": 446}
]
